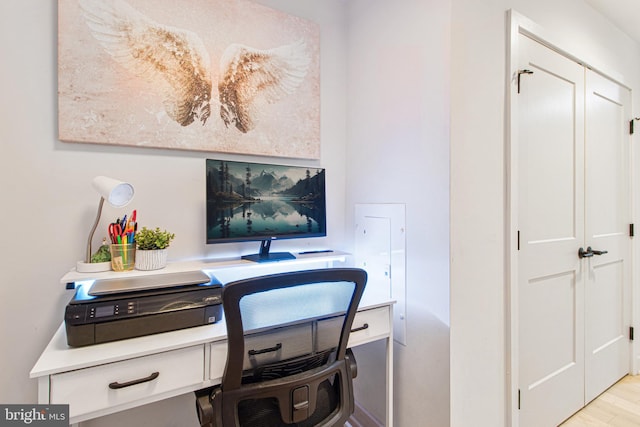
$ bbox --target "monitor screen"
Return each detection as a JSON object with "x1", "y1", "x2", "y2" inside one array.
[{"x1": 206, "y1": 159, "x2": 326, "y2": 262}]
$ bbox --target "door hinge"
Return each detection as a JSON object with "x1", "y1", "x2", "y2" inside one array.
[
  {"x1": 517, "y1": 230, "x2": 520, "y2": 250},
  {"x1": 631, "y1": 118, "x2": 639, "y2": 135},
  {"x1": 631, "y1": 224, "x2": 635, "y2": 237},
  {"x1": 518, "y1": 389, "x2": 521, "y2": 410},
  {"x1": 630, "y1": 326, "x2": 634, "y2": 341}
]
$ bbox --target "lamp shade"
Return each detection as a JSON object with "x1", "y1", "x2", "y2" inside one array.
[{"x1": 92, "y1": 176, "x2": 134, "y2": 207}]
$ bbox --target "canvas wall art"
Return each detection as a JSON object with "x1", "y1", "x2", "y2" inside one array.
[{"x1": 58, "y1": 0, "x2": 321, "y2": 159}]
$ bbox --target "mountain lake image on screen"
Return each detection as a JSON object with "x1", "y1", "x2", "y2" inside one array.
[{"x1": 206, "y1": 159, "x2": 327, "y2": 262}]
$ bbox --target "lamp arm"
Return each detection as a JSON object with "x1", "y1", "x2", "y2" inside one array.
[{"x1": 85, "y1": 197, "x2": 105, "y2": 263}]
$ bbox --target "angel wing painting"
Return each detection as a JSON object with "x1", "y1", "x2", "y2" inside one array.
[{"x1": 58, "y1": 0, "x2": 320, "y2": 159}]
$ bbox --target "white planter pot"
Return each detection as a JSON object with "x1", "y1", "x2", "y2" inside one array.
[
  {"x1": 135, "y1": 249, "x2": 168, "y2": 271},
  {"x1": 76, "y1": 260, "x2": 112, "y2": 273}
]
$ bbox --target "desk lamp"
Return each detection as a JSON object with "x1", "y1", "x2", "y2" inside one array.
[{"x1": 76, "y1": 176, "x2": 134, "y2": 273}]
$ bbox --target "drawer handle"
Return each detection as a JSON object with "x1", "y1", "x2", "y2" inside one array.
[
  {"x1": 248, "y1": 343, "x2": 282, "y2": 356},
  {"x1": 351, "y1": 323, "x2": 369, "y2": 333},
  {"x1": 108, "y1": 371, "x2": 159, "y2": 389}
]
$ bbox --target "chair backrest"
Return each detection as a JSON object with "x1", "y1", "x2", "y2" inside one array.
[{"x1": 209, "y1": 268, "x2": 367, "y2": 427}]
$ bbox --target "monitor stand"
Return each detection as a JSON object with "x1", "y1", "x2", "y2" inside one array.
[{"x1": 241, "y1": 240, "x2": 295, "y2": 263}]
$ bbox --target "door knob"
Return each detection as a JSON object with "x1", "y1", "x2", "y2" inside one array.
[
  {"x1": 587, "y1": 246, "x2": 608, "y2": 256},
  {"x1": 578, "y1": 247, "x2": 593, "y2": 258}
]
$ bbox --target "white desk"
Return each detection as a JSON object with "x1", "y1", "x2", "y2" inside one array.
[{"x1": 31, "y1": 254, "x2": 395, "y2": 426}]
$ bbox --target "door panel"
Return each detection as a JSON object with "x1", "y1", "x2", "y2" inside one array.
[
  {"x1": 587, "y1": 261, "x2": 624, "y2": 354},
  {"x1": 520, "y1": 272, "x2": 579, "y2": 384},
  {"x1": 524, "y1": 69, "x2": 578, "y2": 242},
  {"x1": 517, "y1": 34, "x2": 585, "y2": 427}
]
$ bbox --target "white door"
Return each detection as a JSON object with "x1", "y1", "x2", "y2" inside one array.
[
  {"x1": 584, "y1": 69, "x2": 631, "y2": 403},
  {"x1": 517, "y1": 35, "x2": 631, "y2": 427},
  {"x1": 517, "y1": 34, "x2": 586, "y2": 427}
]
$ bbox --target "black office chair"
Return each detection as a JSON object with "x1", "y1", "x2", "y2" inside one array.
[{"x1": 195, "y1": 268, "x2": 367, "y2": 427}]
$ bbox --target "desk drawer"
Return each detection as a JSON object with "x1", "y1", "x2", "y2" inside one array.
[
  {"x1": 244, "y1": 324, "x2": 312, "y2": 369},
  {"x1": 317, "y1": 306, "x2": 391, "y2": 350},
  {"x1": 348, "y1": 306, "x2": 391, "y2": 347},
  {"x1": 50, "y1": 345, "x2": 204, "y2": 419},
  {"x1": 209, "y1": 323, "x2": 312, "y2": 379}
]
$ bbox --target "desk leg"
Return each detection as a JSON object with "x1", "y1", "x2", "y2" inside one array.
[
  {"x1": 38, "y1": 376, "x2": 79, "y2": 427},
  {"x1": 37, "y1": 377, "x2": 49, "y2": 404},
  {"x1": 386, "y1": 307, "x2": 394, "y2": 427}
]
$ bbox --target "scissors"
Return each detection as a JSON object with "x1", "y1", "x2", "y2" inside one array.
[{"x1": 109, "y1": 223, "x2": 123, "y2": 244}]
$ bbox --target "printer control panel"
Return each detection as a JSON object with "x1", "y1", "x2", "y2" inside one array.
[{"x1": 66, "y1": 300, "x2": 139, "y2": 324}]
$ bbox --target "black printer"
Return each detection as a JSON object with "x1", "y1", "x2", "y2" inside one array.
[{"x1": 65, "y1": 271, "x2": 222, "y2": 347}]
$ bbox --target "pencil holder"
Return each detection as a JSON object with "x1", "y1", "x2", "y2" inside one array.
[{"x1": 110, "y1": 243, "x2": 136, "y2": 271}]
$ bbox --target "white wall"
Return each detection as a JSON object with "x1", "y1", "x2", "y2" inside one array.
[
  {"x1": 3, "y1": 0, "x2": 454, "y2": 425},
  {"x1": 0, "y1": 0, "x2": 348, "y2": 425},
  {"x1": 345, "y1": 0, "x2": 451, "y2": 425},
  {"x1": 450, "y1": 0, "x2": 640, "y2": 426}
]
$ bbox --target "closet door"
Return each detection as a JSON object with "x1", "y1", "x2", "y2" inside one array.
[
  {"x1": 516, "y1": 34, "x2": 632, "y2": 427},
  {"x1": 517, "y1": 33, "x2": 586, "y2": 427}
]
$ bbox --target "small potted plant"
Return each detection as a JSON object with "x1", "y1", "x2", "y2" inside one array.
[
  {"x1": 134, "y1": 226, "x2": 175, "y2": 270},
  {"x1": 80, "y1": 238, "x2": 112, "y2": 272}
]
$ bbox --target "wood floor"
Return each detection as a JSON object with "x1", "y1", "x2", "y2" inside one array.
[{"x1": 560, "y1": 375, "x2": 640, "y2": 426}]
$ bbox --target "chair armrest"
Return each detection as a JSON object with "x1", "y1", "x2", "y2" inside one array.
[
  {"x1": 195, "y1": 388, "x2": 214, "y2": 427},
  {"x1": 345, "y1": 348, "x2": 357, "y2": 379}
]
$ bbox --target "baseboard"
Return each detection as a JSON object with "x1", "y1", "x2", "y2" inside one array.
[{"x1": 347, "y1": 401, "x2": 384, "y2": 427}]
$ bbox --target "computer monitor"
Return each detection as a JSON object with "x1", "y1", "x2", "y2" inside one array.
[{"x1": 206, "y1": 159, "x2": 326, "y2": 262}]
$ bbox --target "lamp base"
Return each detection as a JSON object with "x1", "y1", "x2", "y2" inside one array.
[{"x1": 76, "y1": 260, "x2": 111, "y2": 273}]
